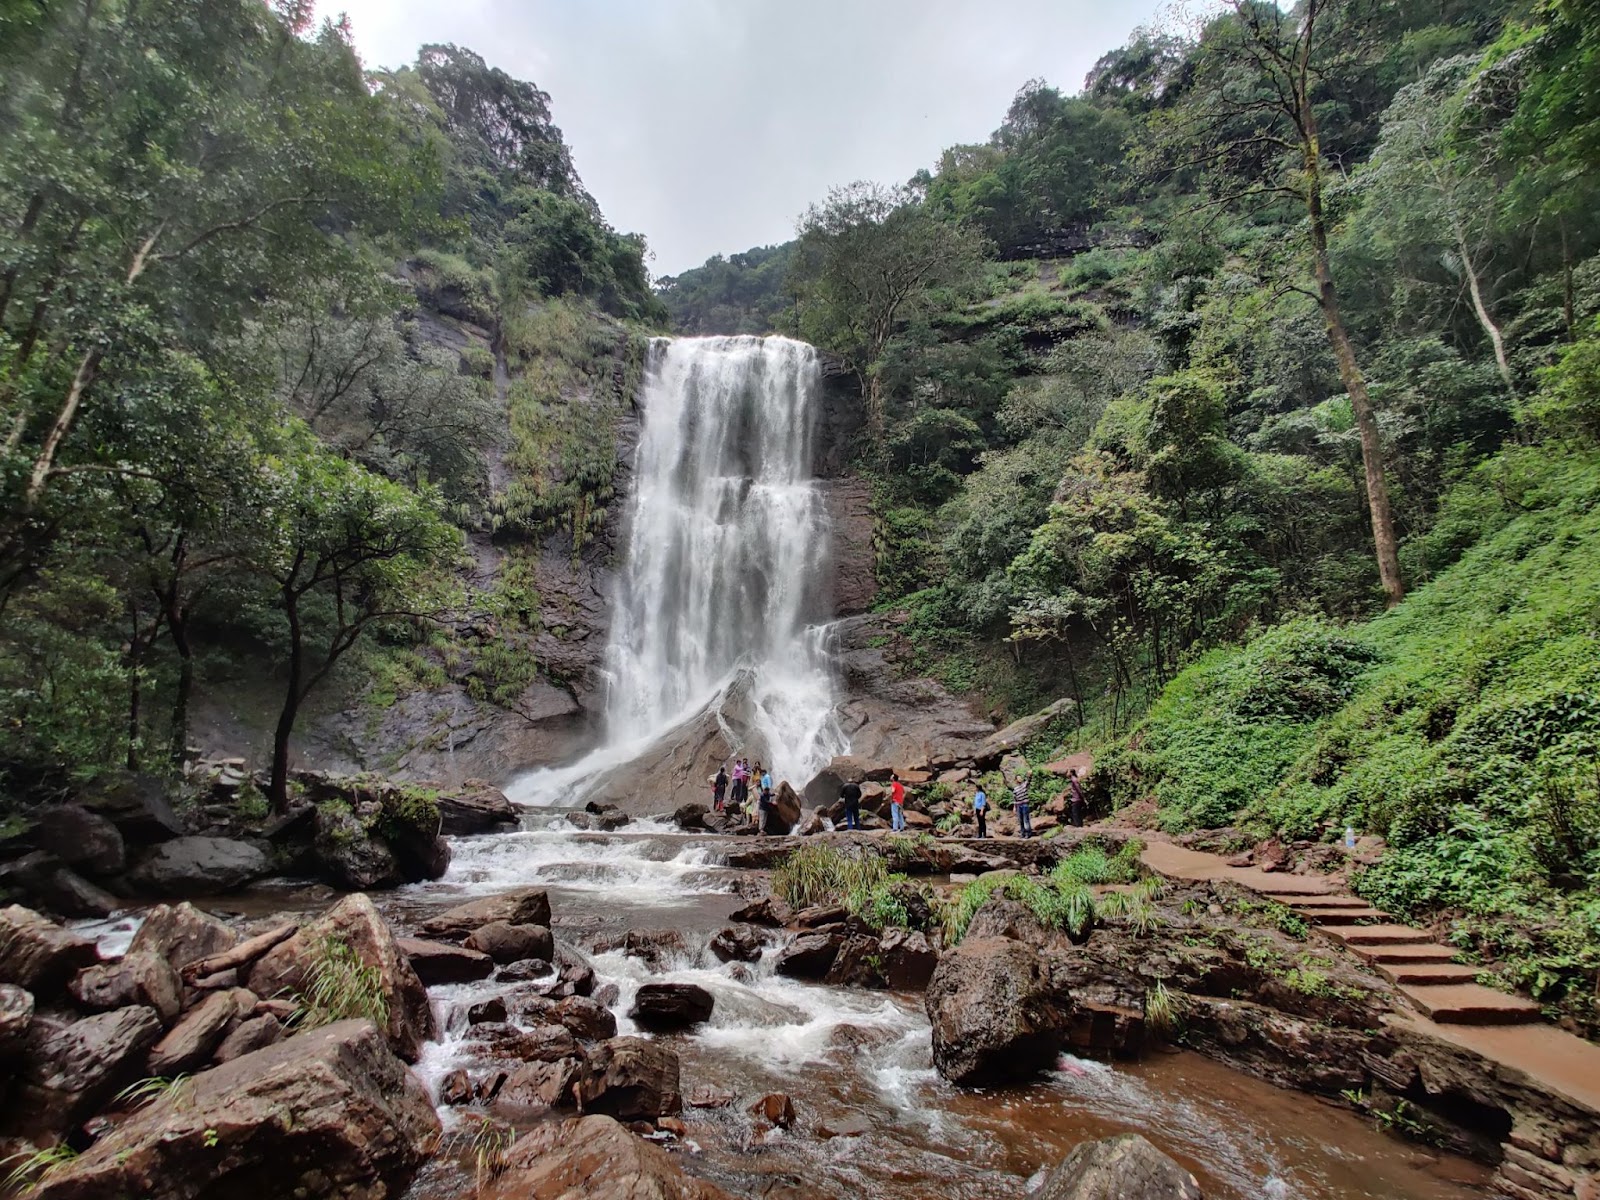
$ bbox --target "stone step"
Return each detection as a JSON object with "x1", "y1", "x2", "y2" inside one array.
[
  {"x1": 1295, "y1": 905, "x2": 1389, "y2": 925},
  {"x1": 1349, "y1": 942, "x2": 1463, "y2": 965},
  {"x1": 1399, "y1": 983, "x2": 1543, "y2": 1026},
  {"x1": 1324, "y1": 924, "x2": 1435, "y2": 946},
  {"x1": 1377, "y1": 962, "x2": 1482, "y2": 986},
  {"x1": 1278, "y1": 894, "x2": 1372, "y2": 910}
]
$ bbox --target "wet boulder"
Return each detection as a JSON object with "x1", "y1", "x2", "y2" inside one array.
[
  {"x1": 747, "y1": 1092, "x2": 797, "y2": 1130},
  {"x1": 552, "y1": 994, "x2": 617, "y2": 1041},
  {"x1": 7, "y1": 1005, "x2": 164, "y2": 1139},
  {"x1": 438, "y1": 1068, "x2": 474, "y2": 1106},
  {"x1": 28, "y1": 804, "x2": 126, "y2": 876},
  {"x1": 468, "y1": 997, "x2": 508, "y2": 1024},
  {"x1": 0, "y1": 982, "x2": 35, "y2": 1061},
  {"x1": 628, "y1": 982, "x2": 714, "y2": 1030},
  {"x1": 579, "y1": 1036, "x2": 682, "y2": 1120},
  {"x1": 497, "y1": 958, "x2": 555, "y2": 985},
  {"x1": 593, "y1": 927, "x2": 686, "y2": 969},
  {"x1": 74, "y1": 771, "x2": 183, "y2": 845},
  {"x1": 417, "y1": 887, "x2": 551, "y2": 939},
  {"x1": 762, "y1": 781, "x2": 803, "y2": 835},
  {"x1": 0, "y1": 904, "x2": 100, "y2": 996},
  {"x1": 925, "y1": 936, "x2": 1068, "y2": 1086},
  {"x1": 245, "y1": 894, "x2": 433, "y2": 1062},
  {"x1": 69, "y1": 951, "x2": 182, "y2": 1024},
  {"x1": 730, "y1": 896, "x2": 793, "y2": 927},
  {"x1": 436, "y1": 780, "x2": 519, "y2": 835},
  {"x1": 3, "y1": 853, "x2": 122, "y2": 918},
  {"x1": 127, "y1": 902, "x2": 238, "y2": 975},
  {"x1": 672, "y1": 802, "x2": 709, "y2": 832},
  {"x1": 146, "y1": 987, "x2": 256, "y2": 1075},
  {"x1": 480, "y1": 1114, "x2": 734, "y2": 1200},
  {"x1": 465, "y1": 921, "x2": 555, "y2": 965},
  {"x1": 397, "y1": 936, "x2": 495, "y2": 985},
  {"x1": 1037, "y1": 1133, "x2": 1203, "y2": 1200},
  {"x1": 29, "y1": 1020, "x2": 440, "y2": 1200},
  {"x1": 496, "y1": 1056, "x2": 587, "y2": 1113},
  {"x1": 878, "y1": 929, "x2": 939, "y2": 991},
  {"x1": 710, "y1": 925, "x2": 765, "y2": 963},
  {"x1": 774, "y1": 932, "x2": 842, "y2": 980},
  {"x1": 213, "y1": 1012, "x2": 284, "y2": 1063},
  {"x1": 127, "y1": 836, "x2": 269, "y2": 896}
]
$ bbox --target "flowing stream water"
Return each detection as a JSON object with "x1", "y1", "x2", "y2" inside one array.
[{"x1": 508, "y1": 335, "x2": 848, "y2": 807}]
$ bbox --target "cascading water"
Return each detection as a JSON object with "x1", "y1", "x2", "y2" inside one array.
[{"x1": 509, "y1": 335, "x2": 847, "y2": 805}]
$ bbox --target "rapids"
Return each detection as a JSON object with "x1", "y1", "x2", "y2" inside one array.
[{"x1": 390, "y1": 821, "x2": 1492, "y2": 1200}]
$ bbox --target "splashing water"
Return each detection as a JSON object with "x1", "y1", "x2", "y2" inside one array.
[{"x1": 509, "y1": 336, "x2": 847, "y2": 806}]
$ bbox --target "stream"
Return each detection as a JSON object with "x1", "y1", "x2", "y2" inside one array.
[{"x1": 376, "y1": 816, "x2": 1490, "y2": 1200}]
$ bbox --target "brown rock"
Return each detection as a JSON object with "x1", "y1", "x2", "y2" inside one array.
[
  {"x1": 8, "y1": 1005, "x2": 164, "y2": 1139},
  {"x1": 437, "y1": 781, "x2": 519, "y2": 836},
  {"x1": 729, "y1": 896, "x2": 792, "y2": 927},
  {"x1": 212, "y1": 1013, "x2": 284, "y2": 1063},
  {"x1": 417, "y1": 888, "x2": 551, "y2": 939},
  {"x1": 0, "y1": 905, "x2": 100, "y2": 996},
  {"x1": 465, "y1": 921, "x2": 555, "y2": 965},
  {"x1": 127, "y1": 902, "x2": 237, "y2": 975},
  {"x1": 688, "y1": 1085, "x2": 735, "y2": 1108},
  {"x1": 592, "y1": 928, "x2": 685, "y2": 968},
  {"x1": 480, "y1": 1114, "x2": 733, "y2": 1200},
  {"x1": 29, "y1": 804, "x2": 127, "y2": 876},
  {"x1": 925, "y1": 936, "x2": 1066, "y2": 1085},
  {"x1": 147, "y1": 988, "x2": 253, "y2": 1075},
  {"x1": 472, "y1": 1021, "x2": 580, "y2": 1064},
  {"x1": 0, "y1": 982, "x2": 34, "y2": 1061},
  {"x1": 710, "y1": 925, "x2": 765, "y2": 963},
  {"x1": 629, "y1": 982, "x2": 714, "y2": 1030},
  {"x1": 245, "y1": 894, "x2": 433, "y2": 1062},
  {"x1": 763, "y1": 781, "x2": 803, "y2": 835},
  {"x1": 438, "y1": 1067, "x2": 474, "y2": 1106},
  {"x1": 30, "y1": 1020, "x2": 440, "y2": 1200},
  {"x1": 1036, "y1": 1133, "x2": 1203, "y2": 1200},
  {"x1": 658, "y1": 1116, "x2": 687, "y2": 1137},
  {"x1": 878, "y1": 928, "x2": 938, "y2": 991},
  {"x1": 579, "y1": 1036, "x2": 682, "y2": 1120},
  {"x1": 973, "y1": 699, "x2": 1076, "y2": 768},
  {"x1": 774, "y1": 933, "x2": 841, "y2": 979},
  {"x1": 497, "y1": 1056, "x2": 586, "y2": 1112},
  {"x1": 69, "y1": 952, "x2": 182, "y2": 1024},
  {"x1": 552, "y1": 995, "x2": 617, "y2": 1041},
  {"x1": 397, "y1": 936, "x2": 495, "y2": 985},
  {"x1": 748, "y1": 1092, "x2": 796, "y2": 1129}
]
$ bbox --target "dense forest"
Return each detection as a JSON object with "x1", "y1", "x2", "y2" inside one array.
[
  {"x1": 0, "y1": 1, "x2": 663, "y2": 811},
  {"x1": 665, "y1": 0, "x2": 1600, "y2": 1031}
]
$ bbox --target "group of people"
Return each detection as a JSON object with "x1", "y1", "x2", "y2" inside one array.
[
  {"x1": 712, "y1": 758, "x2": 773, "y2": 820},
  {"x1": 840, "y1": 765, "x2": 1088, "y2": 839}
]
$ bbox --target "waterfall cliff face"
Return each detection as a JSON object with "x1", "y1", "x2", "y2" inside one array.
[{"x1": 508, "y1": 335, "x2": 847, "y2": 805}]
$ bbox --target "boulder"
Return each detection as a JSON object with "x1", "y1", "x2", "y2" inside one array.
[
  {"x1": 497, "y1": 1056, "x2": 587, "y2": 1112},
  {"x1": 498, "y1": 957, "x2": 555, "y2": 984},
  {"x1": 729, "y1": 896, "x2": 792, "y2": 927},
  {"x1": 29, "y1": 1020, "x2": 440, "y2": 1200},
  {"x1": 127, "y1": 837, "x2": 268, "y2": 896},
  {"x1": 480, "y1": 1115, "x2": 734, "y2": 1200},
  {"x1": 801, "y1": 755, "x2": 875, "y2": 810},
  {"x1": 1036, "y1": 1134, "x2": 1203, "y2": 1200},
  {"x1": 75, "y1": 772, "x2": 183, "y2": 845},
  {"x1": 761, "y1": 782, "x2": 803, "y2": 835},
  {"x1": 245, "y1": 894, "x2": 433, "y2": 1062},
  {"x1": 747, "y1": 1092, "x2": 796, "y2": 1129},
  {"x1": 397, "y1": 937, "x2": 495, "y2": 985},
  {"x1": 437, "y1": 780, "x2": 519, "y2": 835},
  {"x1": 628, "y1": 983, "x2": 715, "y2": 1030},
  {"x1": 438, "y1": 1068, "x2": 474, "y2": 1106},
  {"x1": 552, "y1": 995, "x2": 617, "y2": 1041},
  {"x1": 579, "y1": 1036, "x2": 682, "y2": 1120},
  {"x1": 925, "y1": 936, "x2": 1067, "y2": 1085},
  {"x1": 593, "y1": 928, "x2": 685, "y2": 969},
  {"x1": 213, "y1": 1013, "x2": 284, "y2": 1063},
  {"x1": 68, "y1": 951, "x2": 182, "y2": 1024},
  {"x1": 127, "y1": 902, "x2": 237, "y2": 974},
  {"x1": 973, "y1": 698, "x2": 1076, "y2": 767},
  {"x1": 474, "y1": 1021, "x2": 580, "y2": 1064},
  {"x1": 0, "y1": 904, "x2": 99, "y2": 995},
  {"x1": 796, "y1": 808, "x2": 827, "y2": 836},
  {"x1": 774, "y1": 933, "x2": 842, "y2": 980},
  {"x1": 0, "y1": 982, "x2": 34, "y2": 1060},
  {"x1": 417, "y1": 888, "x2": 551, "y2": 939},
  {"x1": 7, "y1": 1005, "x2": 164, "y2": 1139},
  {"x1": 878, "y1": 928, "x2": 938, "y2": 991},
  {"x1": 4, "y1": 855, "x2": 123, "y2": 918},
  {"x1": 146, "y1": 988, "x2": 255, "y2": 1075},
  {"x1": 709, "y1": 925, "x2": 765, "y2": 963},
  {"x1": 687, "y1": 1085, "x2": 735, "y2": 1108},
  {"x1": 468, "y1": 997, "x2": 508, "y2": 1024},
  {"x1": 672, "y1": 803, "x2": 709, "y2": 832},
  {"x1": 28, "y1": 804, "x2": 126, "y2": 876},
  {"x1": 465, "y1": 921, "x2": 555, "y2": 965},
  {"x1": 311, "y1": 805, "x2": 404, "y2": 891}
]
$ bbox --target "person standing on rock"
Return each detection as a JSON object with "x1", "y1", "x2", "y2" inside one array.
[
  {"x1": 713, "y1": 764, "x2": 729, "y2": 813},
  {"x1": 889, "y1": 773, "x2": 906, "y2": 832},
  {"x1": 972, "y1": 784, "x2": 988, "y2": 838},
  {"x1": 731, "y1": 759, "x2": 748, "y2": 811},
  {"x1": 1068, "y1": 768, "x2": 1086, "y2": 827},
  {"x1": 840, "y1": 780, "x2": 862, "y2": 830},
  {"x1": 755, "y1": 764, "x2": 774, "y2": 832},
  {"x1": 1012, "y1": 772, "x2": 1034, "y2": 838}
]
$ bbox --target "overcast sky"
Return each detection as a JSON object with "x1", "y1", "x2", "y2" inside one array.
[{"x1": 316, "y1": 1, "x2": 1168, "y2": 276}]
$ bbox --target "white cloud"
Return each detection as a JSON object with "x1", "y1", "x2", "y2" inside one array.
[{"x1": 317, "y1": 0, "x2": 1167, "y2": 275}]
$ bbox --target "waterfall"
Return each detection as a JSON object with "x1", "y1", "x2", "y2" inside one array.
[{"x1": 507, "y1": 335, "x2": 847, "y2": 805}]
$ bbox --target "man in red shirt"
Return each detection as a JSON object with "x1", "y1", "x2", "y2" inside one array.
[{"x1": 889, "y1": 773, "x2": 906, "y2": 832}]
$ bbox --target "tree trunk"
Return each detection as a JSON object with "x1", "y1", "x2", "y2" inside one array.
[
  {"x1": 269, "y1": 589, "x2": 305, "y2": 815},
  {"x1": 1453, "y1": 221, "x2": 1513, "y2": 394},
  {"x1": 167, "y1": 608, "x2": 193, "y2": 766},
  {"x1": 1302, "y1": 110, "x2": 1405, "y2": 608}
]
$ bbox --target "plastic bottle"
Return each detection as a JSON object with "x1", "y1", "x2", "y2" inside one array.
[{"x1": 1344, "y1": 825, "x2": 1356, "y2": 849}]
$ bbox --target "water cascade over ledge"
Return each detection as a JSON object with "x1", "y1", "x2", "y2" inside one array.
[{"x1": 509, "y1": 335, "x2": 848, "y2": 807}]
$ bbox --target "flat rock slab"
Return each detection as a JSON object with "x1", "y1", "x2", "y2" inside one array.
[
  {"x1": 1278, "y1": 894, "x2": 1371, "y2": 910},
  {"x1": 1400, "y1": 983, "x2": 1543, "y2": 1025},
  {"x1": 1323, "y1": 924, "x2": 1435, "y2": 946},
  {"x1": 1348, "y1": 942, "x2": 1462, "y2": 965},
  {"x1": 1377, "y1": 963, "x2": 1482, "y2": 986},
  {"x1": 1294, "y1": 906, "x2": 1388, "y2": 925}
]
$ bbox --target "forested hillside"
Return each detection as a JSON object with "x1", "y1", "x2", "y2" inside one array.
[
  {"x1": 664, "y1": 0, "x2": 1600, "y2": 1029},
  {"x1": 0, "y1": 2, "x2": 663, "y2": 809}
]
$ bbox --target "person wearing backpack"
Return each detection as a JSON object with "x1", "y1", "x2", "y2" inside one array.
[
  {"x1": 840, "y1": 780, "x2": 862, "y2": 831},
  {"x1": 712, "y1": 764, "x2": 729, "y2": 813}
]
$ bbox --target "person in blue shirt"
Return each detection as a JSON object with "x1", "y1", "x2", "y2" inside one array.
[
  {"x1": 754, "y1": 764, "x2": 774, "y2": 833},
  {"x1": 972, "y1": 785, "x2": 988, "y2": 838}
]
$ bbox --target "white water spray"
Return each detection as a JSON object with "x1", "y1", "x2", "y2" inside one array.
[{"x1": 508, "y1": 336, "x2": 847, "y2": 805}]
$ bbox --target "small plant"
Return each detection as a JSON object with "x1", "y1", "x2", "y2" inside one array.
[
  {"x1": 202, "y1": 1128, "x2": 220, "y2": 1149},
  {"x1": 1053, "y1": 845, "x2": 1112, "y2": 887},
  {"x1": 936, "y1": 812, "x2": 963, "y2": 835},
  {"x1": 446, "y1": 1115, "x2": 518, "y2": 1195},
  {"x1": 115, "y1": 1074, "x2": 190, "y2": 1109},
  {"x1": 3, "y1": 1146, "x2": 79, "y2": 1193},
  {"x1": 295, "y1": 935, "x2": 391, "y2": 1030},
  {"x1": 1144, "y1": 981, "x2": 1180, "y2": 1035}
]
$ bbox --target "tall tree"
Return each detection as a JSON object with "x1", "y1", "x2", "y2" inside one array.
[{"x1": 1159, "y1": 0, "x2": 1407, "y2": 606}]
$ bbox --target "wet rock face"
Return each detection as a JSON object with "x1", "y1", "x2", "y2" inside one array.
[
  {"x1": 69, "y1": 951, "x2": 182, "y2": 1024},
  {"x1": 436, "y1": 781, "x2": 519, "y2": 835},
  {"x1": 480, "y1": 1114, "x2": 734, "y2": 1200},
  {"x1": 7, "y1": 1005, "x2": 165, "y2": 1139},
  {"x1": 29, "y1": 1020, "x2": 440, "y2": 1200},
  {"x1": 628, "y1": 982, "x2": 714, "y2": 1031},
  {"x1": 774, "y1": 932, "x2": 842, "y2": 980},
  {"x1": 28, "y1": 804, "x2": 126, "y2": 875},
  {"x1": 397, "y1": 937, "x2": 495, "y2": 986},
  {"x1": 127, "y1": 902, "x2": 238, "y2": 975},
  {"x1": 465, "y1": 921, "x2": 555, "y2": 965},
  {"x1": 127, "y1": 836, "x2": 269, "y2": 896},
  {"x1": 0, "y1": 904, "x2": 100, "y2": 996},
  {"x1": 579, "y1": 1036, "x2": 682, "y2": 1121},
  {"x1": 710, "y1": 925, "x2": 766, "y2": 963},
  {"x1": 925, "y1": 936, "x2": 1068, "y2": 1086},
  {"x1": 418, "y1": 887, "x2": 552, "y2": 939},
  {"x1": 1038, "y1": 1134, "x2": 1204, "y2": 1200}
]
